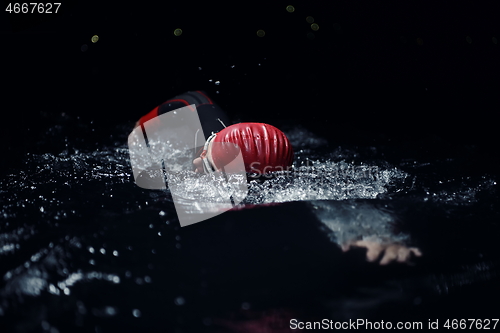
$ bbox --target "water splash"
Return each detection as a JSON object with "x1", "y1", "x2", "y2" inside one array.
[{"x1": 0, "y1": 118, "x2": 497, "y2": 330}]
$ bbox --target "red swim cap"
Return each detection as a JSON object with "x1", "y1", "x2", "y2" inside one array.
[{"x1": 210, "y1": 123, "x2": 294, "y2": 174}]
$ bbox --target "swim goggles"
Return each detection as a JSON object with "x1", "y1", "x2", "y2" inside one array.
[{"x1": 200, "y1": 132, "x2": 217, "y2": 173}]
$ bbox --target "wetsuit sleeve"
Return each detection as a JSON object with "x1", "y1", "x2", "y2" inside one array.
[
  {"x1": 138, "y1": 90, "x2": 230, "y2": 138},
  {"x1": 137, "y1": 106, "x2": 159, "y2": 127},
  {"x1": 136, "y1": 91, "x2": 231, "y2": 161}
]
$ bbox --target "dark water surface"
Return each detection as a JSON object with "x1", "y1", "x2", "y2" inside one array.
[{"x1": 0, "y1": 112, "x2": 498, "y2": 332}]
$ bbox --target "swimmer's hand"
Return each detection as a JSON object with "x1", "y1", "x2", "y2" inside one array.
[{"x1": 341, "y1": 240, "x2": 422, "y2": 265}]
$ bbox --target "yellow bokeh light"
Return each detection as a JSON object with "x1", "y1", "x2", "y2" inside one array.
[
  {"x1": 311, "y1": 23, "x2": 319, "y2": 31},
  {"x1": 306, "y1": 16, "x2": 314, "y2": 23},
  {"x1": 91, "y1": 35, "x2": 99, "y2": 43},
  {"x1": 257, "y1": 30, "x2": 265, "y2": 37},
  {"x1": 174, "y1": 28, "x2": 182, "y2": 36},
  {"x1": 286, "y1": 5, "x2": 295, "y2": 13}
]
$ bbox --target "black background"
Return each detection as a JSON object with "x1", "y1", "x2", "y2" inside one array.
[{"x1": 2, "y1": 0, "x2": 499, "y2": 175}]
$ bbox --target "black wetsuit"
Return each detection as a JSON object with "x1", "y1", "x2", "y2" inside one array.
[
  {"x1": 134, "y1": 91, "x2": 230, "y2": 187},
  {"x1": 138, "y1": 90, "x2": 230, "y2": 142}
]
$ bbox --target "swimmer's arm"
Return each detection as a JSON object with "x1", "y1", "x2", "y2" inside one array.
[
  {"x1": 341, "y1": 236, "x2": 422, "y2": 265},
  {"x1": 308, "y1": 201, "x2": 422, "y2": 266}
]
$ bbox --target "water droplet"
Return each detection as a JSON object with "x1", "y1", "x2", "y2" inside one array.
[
  {"x1": 159, "y1": 211, "x2": 165, "y2": 216},
  {"x1": 42, "y1": 321, "x2": 50, "y2": 330},
  {"x1": 132, "y1": 309, "x2": 141, "y2": 317},
  {"x1": 215, "y1": 81, "x2": 220, "y2": 85},
  {"x1": 105, "y1": 306, "x2": 116, "y2": 316},
  {"x1": 241, "y1": 302, "x2": 250, "y2": 310},
  {"x1": 88, "y1": 247, "x2": 95, "y2": 254},
  {"x1": 113, "y1": 250, "x2": 119, "y2": 256},
  {"x1": 174, "y1": 296, "x2": 185, "y2": 305}
]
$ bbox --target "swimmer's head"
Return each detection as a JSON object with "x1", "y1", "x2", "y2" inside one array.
[{"x1": 193, "y1": 123, "x2": 294, "y2": 175}]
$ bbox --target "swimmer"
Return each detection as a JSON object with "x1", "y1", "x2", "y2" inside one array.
[
  {"x1": 134, "y1": 91, "x2": 422, "y2": 266},
  {"x1": 134, "y1": 90, "x2": 294, "y2": 176}
]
